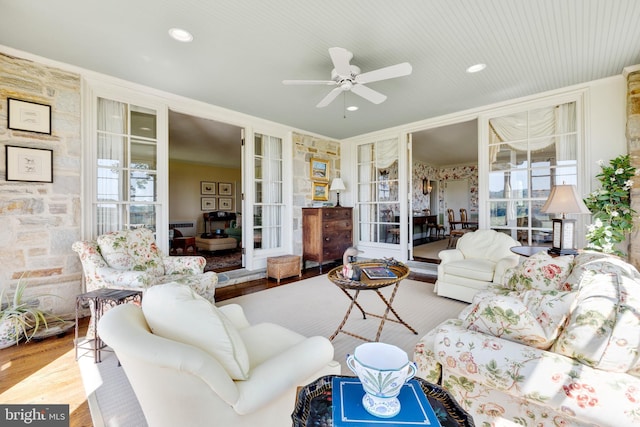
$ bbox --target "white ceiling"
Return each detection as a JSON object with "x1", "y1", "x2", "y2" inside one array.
[{"x1": 2, "y1": 1, "x2": 640, "y2": 167}]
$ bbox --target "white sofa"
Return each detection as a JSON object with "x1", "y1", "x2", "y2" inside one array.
[
  {"x1": 435, "y1": 229, "x2": 520, "y2": 302},
  {"x1": 416, "y1": 251, "x2": 640, "y2": 426},
  {"x1": 98, "y1": 283, "x2": 340, "y2": 427}
]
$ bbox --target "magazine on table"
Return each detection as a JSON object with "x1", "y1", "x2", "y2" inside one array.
[{"x1": 361, "y1": 266, "x2": 397, "y2": 280}]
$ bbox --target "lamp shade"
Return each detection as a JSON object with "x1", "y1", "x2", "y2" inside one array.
[
  {"x1": 540, "y1": 184, "x2": 590, "y2": 215},
  {"x1": 330, "y1": 178, "x2": 346, "y2": 191}
]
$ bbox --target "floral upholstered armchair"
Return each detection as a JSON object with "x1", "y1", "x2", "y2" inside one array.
[
  {"x1": 415, "y1": 251, "x2": 640, "y2": 426},
  {"x1": 72, "y1": 227, "x2": 217, "y2": 303}
]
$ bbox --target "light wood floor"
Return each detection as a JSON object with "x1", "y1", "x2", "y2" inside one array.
[{"x1": 1, "y1": 263, "x2": 434, "y2": 426}]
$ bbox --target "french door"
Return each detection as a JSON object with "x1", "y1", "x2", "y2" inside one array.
[{"x1": 83, "y1": 82, "x2": 168, "y2": 250}]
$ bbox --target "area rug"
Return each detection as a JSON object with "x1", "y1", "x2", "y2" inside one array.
[
  {"x1": 201, "y1": 249, "x2": 242, "y2": 272},
  {"x1": 413, "y1": 238, "x2": 451, "y2": 262},
  {"x1": 77, "y1": 275, "x2": 467, "y2": 425}
]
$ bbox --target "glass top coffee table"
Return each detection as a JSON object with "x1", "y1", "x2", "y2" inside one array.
[{"x1": 292, "y1": 375, "x2": 474, "y2": 427}]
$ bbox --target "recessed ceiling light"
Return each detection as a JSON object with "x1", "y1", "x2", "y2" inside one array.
[
  {"x1": 168, "y1": 28, "x2": 193, "y2": 42},
  {"x1": 466, "y1": 63, "x2": 486, "y2": 73},
  {"x1": 347, "y1": 106, "x2": 358, "y2": 111}
]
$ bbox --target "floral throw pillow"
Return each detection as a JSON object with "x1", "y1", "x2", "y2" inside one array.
[
  {"x1": 504, "y1": 251, "x2": 574, "y2": 292},
  {"x1": 461, "y1": 295, "x2": 548, "y2": 349},
  {"x1": 460, "y1": 289, "x2": 576, "y2": 349},
  {"x1": 553, "y1": 271, "x2": 640, "y2": 372}
]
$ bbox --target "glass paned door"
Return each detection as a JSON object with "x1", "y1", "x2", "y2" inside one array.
[
  {"x1": 356, "y1": 138, "x2": 400, "y2": 244},
  {"x1": 94, "y1": 98, "x2": 159, "y2": 236},
  {"x1": 253, "y1": 133, "x2": 283, "y2": 250}
]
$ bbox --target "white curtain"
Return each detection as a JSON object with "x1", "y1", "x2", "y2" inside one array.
[
  {"x1": 96, "y1": 98, "x2": 127, "y2": 235},
  {"x1": 489, "y1": 102, "x2": 575, "y2": 162},
  {"x1": 357, "y1": 138, "x2": 399, "y2": 243},
  {"x1": 260, "y1": 134, "x2": 283, "y2": 250}
]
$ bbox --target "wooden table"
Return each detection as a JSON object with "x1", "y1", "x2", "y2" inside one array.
[
  {"x1": 292, "y1": 375, "x2": 475, "y2": 427},
  {"x1": 327, "y1": 261, "x2": 417, "y2": 342}
]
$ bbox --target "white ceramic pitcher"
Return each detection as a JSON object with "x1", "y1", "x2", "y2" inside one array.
[{"x1": 346, "y1": 342, "x2": 417, "y2": 418}]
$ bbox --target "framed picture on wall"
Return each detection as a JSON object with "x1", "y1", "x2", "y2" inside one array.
[
  {"x1": 201, "y1": 197, "x2": 216, "y2": 211},
  {"x1": 310, "y1": 158, "x2": 329, "y2": 181},
  {"x1": 201, "y1": 181, "x2": 216, "y2": 195},
  {"x1": 218, "y1": 182, "x2": 233, "y2": 196},
  {"x1": 5, "y1": 145, "x2": 53, "y2": 183},
  {"x1": 312, "y1": 181, "x2": 329, "y2": 201},
  {"x1": 8, "y1": 98, "x2": 52, "y2": 134},
  {"x1": 219, "y1": 198, "x2": 233, "y2": 211}
]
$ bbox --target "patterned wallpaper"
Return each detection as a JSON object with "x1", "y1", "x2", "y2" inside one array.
[{"x1": 413, "y1": 160, "x2": 478, "y2": 216}]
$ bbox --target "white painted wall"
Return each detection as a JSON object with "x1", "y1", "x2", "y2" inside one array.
[{"x1": 585, "y1": 75, "x2": 628, "y2": 190}]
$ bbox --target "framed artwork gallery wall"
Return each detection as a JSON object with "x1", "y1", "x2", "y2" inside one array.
[{"x1": 168, "y1": 160, "x2": 241, "y2": 234}]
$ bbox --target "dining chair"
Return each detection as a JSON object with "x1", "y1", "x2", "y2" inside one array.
[{"x1": 447, "y1": 208, "x2": 472, "y2": 248}]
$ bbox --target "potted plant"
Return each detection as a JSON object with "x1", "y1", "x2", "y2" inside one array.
[
  {"x1": 0, "y1": 275, "x2": 50, "y2": 349},
  {"x1": 583, "y1": 154, "x2": 638, "y2": 257}
]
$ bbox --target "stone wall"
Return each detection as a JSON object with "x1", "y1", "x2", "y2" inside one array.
[
  {"x1": 628, "y1": 70, "x2": 640, "y2": 269},
  {"x1": 292, "y1": 132, "x2": 341, "y2": 255},
  {"x1": 0, "y1": 53, "x2": 82, "y2": 316}
]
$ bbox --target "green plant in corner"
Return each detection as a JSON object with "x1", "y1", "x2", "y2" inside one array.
[
  {"x1": 583, "y1": 154, "x2": 637, "y2": 257},
  {"x1": 0, "y1": 274, "x2": 51, "y2": 349}
]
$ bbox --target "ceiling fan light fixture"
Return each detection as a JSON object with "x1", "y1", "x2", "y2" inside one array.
[
  {"x1": 466, "y1": 63, "x2": 486, "y2": 73},
  {"x1": 168, "y1": 28, "x2": 193, "y2": 42},
  {"x1": 346, "y1": 105, "x2": 358, "y2": 111}
]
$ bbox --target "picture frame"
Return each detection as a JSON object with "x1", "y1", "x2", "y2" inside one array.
[
  {"x1": 218, "y1": 182, "x2": 233, "y2": 196},
  {"x1": 219, "y1": 198, "x2": 233, "y2": 211},
  {"x1": 310, "y1": 158, "x2": 329, "y2": 182},
  {"x1": 201, "y1": 181, "x2": 216, "y2": 195},
  {"x1": 8, "y1": 98, "x2": 52, "y2": 135},
  {"x1": 201, "y1": 197, "x2": 216, "y2": 211},
  {"x1": 6, "y1": 145, "x2": 53, "y2": 183},
  {"x1": 312, "y1": 181, "x2": 329, "y2": 201}
]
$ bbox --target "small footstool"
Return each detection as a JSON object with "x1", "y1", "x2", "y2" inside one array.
[
  {"x1": 267, "y1": 255, "x2": 302, "y2": 283},
  {"x1": 195, "y1": 236, "x2": 238, "y2": 252}
]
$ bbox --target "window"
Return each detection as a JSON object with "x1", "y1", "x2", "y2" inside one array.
[
  {"x1": 487, "y1": 101, "x2": 578, "y2": 244},
  {"x1": 356, "y1": 139, "x2": 400, "y2": 244},
  {"x1": 94, "y1": 98, "x2": 159, "y2": 236}
]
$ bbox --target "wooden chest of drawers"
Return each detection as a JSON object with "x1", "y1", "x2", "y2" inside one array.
[{"x1": 302, "y1": 207, "x2": 353, "y2": 272}]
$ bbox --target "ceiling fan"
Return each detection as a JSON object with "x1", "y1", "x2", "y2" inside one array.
[{"x1": 283, "y1": 47, "x2": 413, "y2": 108}]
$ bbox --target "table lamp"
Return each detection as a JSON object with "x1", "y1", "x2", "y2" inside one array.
[
  {"x1": 330, "y1": 177, "x2": 346, "y2": 207},
  {"x1": 540, "y1": 184, "x2": 590, "y2": 255}
]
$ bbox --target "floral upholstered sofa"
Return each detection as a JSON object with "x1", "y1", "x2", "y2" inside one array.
[
  {"x1": 73, "y1": 227, "x2": 217, "y2": 302},
  {"x1": 415, "y1": 251, "x2": 640, "y2": 426}
]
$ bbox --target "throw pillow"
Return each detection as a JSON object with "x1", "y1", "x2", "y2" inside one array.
[
  {"x1": 142, "y1": 283, "x2": 250, "y2": 380},
  {"x1": 460, "y1": 294, "x2": 553, "y2": 349},
  {"x1": 96, "y1": 228, "x2": 164, "y2": 277},
  {"x1": 552, "y1": 271, "x2": 640, "y2": 372},
  {"x1": 563, "y1": 251, "x2": 640, "y2": 291},
  {"x1": 504, "y1": 251, "x2": 574, "y2": 292}
]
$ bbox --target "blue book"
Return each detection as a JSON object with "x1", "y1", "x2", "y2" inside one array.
[{"x1": 332, "y1": 377, "x2": 442, "y2": 426}]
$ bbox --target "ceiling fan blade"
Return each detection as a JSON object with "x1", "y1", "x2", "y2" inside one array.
[
  {"x1": 355, "y1": 62, "x2": 413, "y2": 84},
  {"x1": 351, "y1": 84, "x2": 387, "y2": 104},
  {"x1": 328, "y1": 47, "x2": 353, "y2": 77},
  {"x1": 316, "y1": 87, "x2": 343, "y2": 108},
  {"x1": 282, "y1": 79, "x2": 336, "y2": 85}
]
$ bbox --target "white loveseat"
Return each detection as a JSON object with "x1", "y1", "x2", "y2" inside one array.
[
  {"x1": 415, "y1": 251, "x2": 640, "y2": 426},
  {"x1": 435, "y1": 229, "x2": 521, "y2": 302},
  {"x1": 98, "y1": 283, "x2": 340, "y2": 427}
]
